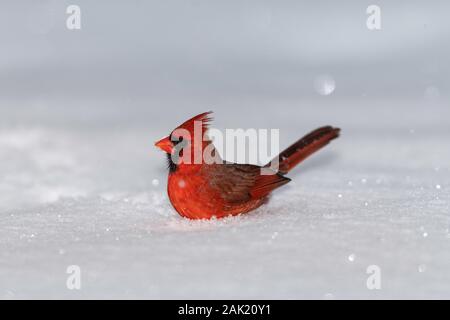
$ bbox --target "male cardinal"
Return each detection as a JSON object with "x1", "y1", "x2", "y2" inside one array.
[{"x1": 155, "y1": 112, "x2": 340, "y2": 219}]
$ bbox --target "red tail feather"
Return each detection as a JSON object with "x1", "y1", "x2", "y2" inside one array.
[{"x1": 269, "y1": 126, "x2": 340, "y2": 174}]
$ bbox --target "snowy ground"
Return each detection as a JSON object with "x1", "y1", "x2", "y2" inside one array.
[{"x1": 1, "y1": 98, "x2": 449, "y2": 299}]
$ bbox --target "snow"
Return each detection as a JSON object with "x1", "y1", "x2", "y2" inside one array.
[
  {"x1": 1, "y1": 100, "x2": 450, "y2": 299},
  {"x1": 314, "y1": 75, "x2": 336, "y2": 96}
]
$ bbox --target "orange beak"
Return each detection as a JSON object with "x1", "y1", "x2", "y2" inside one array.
[{"x1": 155, "y1": 136, "x2": 173, "y2": 153}]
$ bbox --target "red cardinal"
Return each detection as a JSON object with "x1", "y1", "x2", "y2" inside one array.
[{"x1": 155, "y1": 112, "x2": 340, "y2": 219}]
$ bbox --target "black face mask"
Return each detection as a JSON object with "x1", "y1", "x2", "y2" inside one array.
[{"x1": 167, "y1": 135, "x2": 188, "y2": 172}]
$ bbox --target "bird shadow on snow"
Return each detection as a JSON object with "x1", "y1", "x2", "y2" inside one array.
[
  {"x1": 151, "y1": 203, "x2": 281, "y2": 233},
  {"x1": 152, "y1": 195, "x2": 301, "y2": 236},
  {"x1": 157, "y1": 212, "x2": 262, "y2": 232}
]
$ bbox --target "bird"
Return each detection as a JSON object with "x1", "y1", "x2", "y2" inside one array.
[{"x1": 155, "y1": 111, "x2": 340, "y2": 219}]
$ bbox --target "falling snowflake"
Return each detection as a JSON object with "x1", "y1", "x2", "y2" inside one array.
[{"x1": 314, "y1": 74, "x2": 335, "y2": 96}]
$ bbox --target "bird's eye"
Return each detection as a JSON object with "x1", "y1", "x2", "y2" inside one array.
[{"x1": 171, "y1": 135, "x2": 183, "y2": 145}]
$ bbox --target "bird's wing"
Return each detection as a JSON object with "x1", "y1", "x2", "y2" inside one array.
[{"x1": 204, "y1": 164, "x2": 290, "y2": 204}]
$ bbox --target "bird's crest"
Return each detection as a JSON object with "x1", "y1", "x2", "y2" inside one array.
[
  {"x1": 176, "y1": 111, "x2": 213, "y2": 136},
  {"x1": 174, "y1": 111, "x2": 213, "y2": 137}
]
